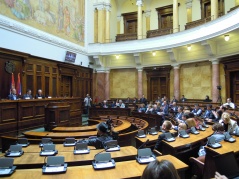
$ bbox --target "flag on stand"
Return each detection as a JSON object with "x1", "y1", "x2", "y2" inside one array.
[
  {"x1": 16, "y1": 73, "x2": 21, "y2": 95},
  {"x1": 10, "y1": 73, "x2": 15, "y2": 93}
]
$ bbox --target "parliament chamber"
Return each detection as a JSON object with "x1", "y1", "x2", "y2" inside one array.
[{"x1": 1, "y1": 0, "x2": 239, "y2": 178}]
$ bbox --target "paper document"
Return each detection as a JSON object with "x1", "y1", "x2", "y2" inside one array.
[
  {"x1": 8, "y1": 152, "x2": 21, "y2": 156},
  {"x1": 139, "y1": 157, "x2": 155, "y2": 163},
  {"x1": 74, "y1": 150, "x2": 89, "y2": 154},
  {"x1": 41, "y1": 151, "x2": 55, "y2": 155},
  {"x1": 95, "y1": 162, "x2": 114, "y2": 168}
]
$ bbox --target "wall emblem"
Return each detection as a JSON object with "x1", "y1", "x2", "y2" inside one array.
[{"x1": 5, "y1": 61, "x2": 15, "y2": 74}]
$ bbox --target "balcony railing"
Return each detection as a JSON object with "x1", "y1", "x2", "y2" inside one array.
[
  {"x1": 185, "y1": 16, "x2": 213, "y2": 30},
  {"x1": 115, "y1": 33, "x2": 137, "y2": 42}
]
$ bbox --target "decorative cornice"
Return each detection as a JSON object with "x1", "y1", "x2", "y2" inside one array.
[
  {"x1": 0, "y1": 15, "x2": 87, "y2": 55},
  {"x1": 136, "y1": 0, "x2": 143, "y2": 6},
  {"x1": 117, "y1": 15, "x2": 121, "y2": 22},
  {"x1": 185, "y1": 0, "x2": 193, "y2": 9},
  {"x1": 94, "y1": 2, "x2": 111, "y2": 11},
  {"x1": 145, "y1": 10, "x2": 151, "y2": 17}
]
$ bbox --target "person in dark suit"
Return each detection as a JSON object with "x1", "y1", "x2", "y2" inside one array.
[
  {"x1": 203, "y1": 104, "x2": 215, "y2": 122},
  {"x1": 77, "y1": 122, "x2": 114, "y2": 149},
  {"x1": 101, "y1": 100, "x2": 109, "y2": 108},
  {"x1": 191, "y1": 104, "x2": 202, "y2": 117},
  {"x1": 23, "y1": 89, "x2": 33, "y2": 99},
  {"x1": 180, "y1": 95, "x2": 187, "y2": 102},
  {"x1": 8, "y1": 88, "x2": 18, "y2": 100},
  {"x1": 175, "y1": 106, "x2": 184, "y2": 122},
  {"x1": 35, "y1": 89, "x2": 45, "y2": 99},
  {"x1": 139, "y1": 94, "x2": 147, "y2": 104},
  {"x1": 154, "y1": 121, "x2": 173, "y2": 151}
]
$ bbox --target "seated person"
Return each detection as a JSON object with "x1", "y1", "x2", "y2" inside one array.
[
  {"x1": 138, "y1": 103, "x2": 146, "y2": 113},
  {"x1": 155, "y1": 96, "x2": 162, "y2": 104},
  {"x1": 198, "y1": 123, "x2": 225, "y2": 157},
  {"x1": 77, "y1": 122, "x2": 114, "y2": 149},
  {"x1": 219, "y1": 112, "x2": 238, "y2": 133},
  {"x1": 139, "y1": 94, "x2": 147, "y2": 104},
  {"x1": 170, "y1": 96, "x2": 178, "y2": 104},
  {"x1": 125, "y1": 97, "x2": 131, "y2": 103},
  {"x1": 117, "y1": 99, "x2": 125, "y2": 108},
  {"x1": 178, "y1": 123, "x2": 187, "y2": 131},
  {"x1": 8, "y1": 88, "x2": 18, "y2": 100},
  {"x1": 170, "y1": 102, "x2": 178, "y2": 115},
  {"x1": 141, "y1": 159, "x2": 180, "y2": 179},
  {"x1": 191, "y1": 104, "x2": 202, "y2": 117},
  {"x1": 173, "y1": 113, "x2": 189, "y2": 130},
  {"x1": 212, "y1": 109, "x2": 223, "y2": 123},
  {"x1": 204, "y1": 95, "x2": 212, "y2": 102},
  {"x1": 185, "y1": 118, "x2": 197, "y2": 133},
  {"x1": 157, "y1": 101, "x2": 169, "y2": 116},
  {"x1": 145, "y1": 104, "x2": 153, "y2": 114},
  {"x1": 23, "y1": 89, "x2": 33, "y2": 99},
  {"x1": 133, "y1": 97, "x2": 138, "y2": 103},
  {"x1": 35, "y1": 89, "x2": 45, "y2": 99},
  {"x1": 151, "y1": 104, "x2": 160, "y2": 114},
  {"x1": 175, "y1": 106, "x2": 184, "y2": 122},
  {"x1": 203, "y1": 104, "x2": 215, "y2": 122},
  {"x1": 180, "y1": 95, "x2": 187, "y2": 102},
  {"x1": 223, "y1": 98, "x2": 235, "y2": 109},
  {"x1": 101, "y1": 100, "x2": 109, "y2": 108},
  {"x1": 154, "y1": 121, "x2": 173, "y2": 151}
]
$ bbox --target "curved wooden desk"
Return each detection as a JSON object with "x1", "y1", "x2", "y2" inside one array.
[
  {"x1": 135, "y1": 127, "x2": 214, "y2": 156},
  {"x1": 1, "y1": 155, "x2": 188, "y2": 179},
  {"x1": 10, "y1": 146, "x2": 137, "y2": 169},
  {"x1": 52, "y1": 119, "x2": 131, "y2": 133}
]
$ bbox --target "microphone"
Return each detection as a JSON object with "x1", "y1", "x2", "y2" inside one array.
[
  {"x1": 138, "y1": 139, "x2": 149, "y2": 149},
  {"x1": 94, "y1": 149, "x2": 105, "y2": 160}
]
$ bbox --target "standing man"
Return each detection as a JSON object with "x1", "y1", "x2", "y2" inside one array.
[{"x1": 84, "y1": 94, "x2": 92, "y2": 115}]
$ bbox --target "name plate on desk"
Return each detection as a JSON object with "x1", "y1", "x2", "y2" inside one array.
[
  {"x1": 93, "y1": 160, "x2": 116, "y2": 169},
  {"x1": 45, "y1": 166, "x2": 64, "y2": 172},
  {"x1": 7, "y1": 152, "x2": 21, "y2": 157},
  {"x1": 138, "y1": 157, "x2": 155, "y2": 163}
]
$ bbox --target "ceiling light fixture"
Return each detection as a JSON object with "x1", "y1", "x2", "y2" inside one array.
[
  {"x1": 152, "y1": 51, "x2": 156, "y2": 56},
  {"x1": 224, "y1": 35, "x2": 230, "y2": 41},
  {"x1": 115, "y1": 55, "x2": 119, "y2": 59},
  {"x1": 187, "y1": 45, "x2": 191, "y2": 51}
]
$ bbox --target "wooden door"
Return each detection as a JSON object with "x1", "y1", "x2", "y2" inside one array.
[
  {"x1": 231, "y1": 71, "x2": 239, "y2": 104},
  {"x1": 204, "y1": 2, "x2": 211, "y2": 18},
  {"x1": 151, "y1": 78, "x2": 160, "y2": 101},
  {"x1": 161, "y1": 14, "x2": 173, "y2": 29},
  {"x1": 60, "y1": 76, "x2": 72, "y2": 97},
  {"x1": 127, "y1": 20, "x2": 137, "y2": 33}
]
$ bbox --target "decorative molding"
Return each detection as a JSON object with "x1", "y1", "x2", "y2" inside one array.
[
  {"x1": 171, "y1": 63, "x2": 180, "y2": 69},
  {"x1": 166, "y1": 49, "x2": 177, "y2": 62},
  {"x1": 210, "y1": 58, "x2": 220, "y2": 64},
  {"x1": 0, "y1": 15, "x2": 87, "y2": 55},
  {"x1": 134, "y1": 53, "x2": 142, "y2": 65},
  {"x1": 201, "y1": 40, "x2": 215, "y2": 57},
  {"x1": 88, "y1": 8, "x2": 239, "y2": 56},
  {"x1": 93, "y1": 55, "x2": 103, "y2": 67},
  {"x1": 136, "y1": 0, "x2": 143, "y2": 6},
  {"x1": 94, "y1": 2, "x2": 111, "y2": 11},
  {"x1": 185, "y1": 0, "x2": 193, "y2": 9},
  {"x1": 117, "y1": 15, "x2": 121, "y2": 22},
  {"x1": 145, "y1": 10, "x2": 151, "y2": 17}
]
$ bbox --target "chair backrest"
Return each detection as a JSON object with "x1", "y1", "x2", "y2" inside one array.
[{"x1": 189, "y1": 157, "x2": 204, "y2": 176}]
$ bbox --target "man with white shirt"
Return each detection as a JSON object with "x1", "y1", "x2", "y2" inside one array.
[{"x1": 223, "y1": 98, "x2": 235, "y2": 109}]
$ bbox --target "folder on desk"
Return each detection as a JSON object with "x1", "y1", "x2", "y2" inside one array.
[
  {"x1": 224, "y1": 132, "x2": 236, "y2": 143},
  {"x1": 164, "y1": 133, "x2": 175, "y2": 142},
  {"x1": 92, "y1": 153, "x2": 115, "y2": 170},
  {"x1": 136, "y1": 148, "x2": 156, "y2": 164},
  {"x1": 179, "y1": 130, "x2": 189, "y2": 138},
  {"x1": 148, "y1": 127, "x2": 158, "y2": 135},
  {"x1": 5, "y1": 145, "x2": 24, "y2": 157},
  {"x1": 40, "y1": 144, "x2": 58, "y2": 156},
  {"x1": 73, "y1": 143, "x2": 90, "y2": 154},
  {"x1": 136, "y1": 130, "x2": 146, "y2": 138},
  {"x1": 16, "y1": 138, "x2": 30, "y2": 147},
  {"x1": 39, "y1": 138, "x2": 53, "y2": 147},
  {"x1": 63, "y1": 138, "x2": 76, "y2": 146},
  {"x1": 0, "y1": 158, "x2": 16, "y2": 176},
  {"x1": 42, "y1": 156, "x2": 67, "y2": 174},
  {"x1": 191, "y1": 127, "x2": 200, "y2": 135},
  {"x1": 104, "y1": 140, "x2": 120, "y2": 152},
  {"x1": 207, "y1": 136, "x2": 222, "y2": 149}
]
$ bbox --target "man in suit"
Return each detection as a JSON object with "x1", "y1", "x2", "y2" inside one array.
[
  {"x1": 101, "y1": 100, "x2": 109, "y2": 108},
  {"x1": 8, "y1": 88, "x2": 18, "y2": 100},
  {"x1": 171, "y1": 102, "x2": 178, "y2": 115},
  {"x1": 84, "y1": 94, "x2": 92, "y2": 114},
  {"x1": 175, "y1": 106, "x2": 184, "y2": 122},
  {"x1": 203, "y1": 104, "x2": 215, "y2": 122},
  {"x1": 191, "y1": 104, "x2": 202, "y2": 117},
  {"x1": 223, "y1": 98, "x2": 235, "y2": 109},
  {"x1": 35, "y1": 89, "x2": 45, "y2": 99},
  {"x1": 139, "y1": 94, "x2": 147, "y2": 105},
  {"x1": 23, "y1": 89, "x2": 33, "y2": 99}
]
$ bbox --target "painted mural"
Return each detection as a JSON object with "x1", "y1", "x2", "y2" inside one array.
[{"x1": 0, "y1": 0, "x2": 85, "y2": 46}]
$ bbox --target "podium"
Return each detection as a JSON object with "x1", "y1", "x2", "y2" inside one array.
[{"x1": 45, "y1": 102, "x2": 70, "y2": 131}]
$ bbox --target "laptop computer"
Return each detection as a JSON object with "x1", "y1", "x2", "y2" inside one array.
[{"x1": 214, "y1": 152, "x2": 239, "y2": 179}]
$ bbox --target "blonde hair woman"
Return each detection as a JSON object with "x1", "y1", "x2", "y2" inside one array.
[{"x1": 219, "y1": 112, "x2": 238, "y2": 133}]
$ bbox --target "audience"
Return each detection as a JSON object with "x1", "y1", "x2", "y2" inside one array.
[{"x1": 141, "y1": 159, "x2": 180, "y2": 179}]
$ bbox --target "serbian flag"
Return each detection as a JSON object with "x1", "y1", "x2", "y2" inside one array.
[
  {"x1": 10, "y1": 73, "x2": 15, "y2": 93},
  {"x1": 16, "y1": 73, "x2": 21, "y2": 95}
]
